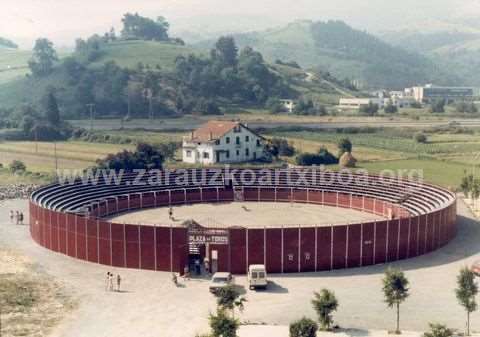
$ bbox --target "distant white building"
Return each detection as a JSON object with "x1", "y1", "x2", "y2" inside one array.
[
  {"x1": 407, "y1": 84, "x2": 474, "y2": 103},
  {"x1": 182, "y1": 121, "x2": 266, "y2": 165},
  {"x1": 279, "y1": 99, "x2": 296, "y2": 113},
  {"x1": 338, "y1": 96, "x2": 416, "y2": 110}
]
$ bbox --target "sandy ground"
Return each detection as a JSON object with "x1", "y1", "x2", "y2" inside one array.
[
  {"x1": 107, "y1": 202, "x2": 385, "y2": 228},
  {"x1": 1, "y1": 199, "x2": 480, "y2": 337}
]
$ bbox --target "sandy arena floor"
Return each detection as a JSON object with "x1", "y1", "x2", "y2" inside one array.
[{"x1": 106, "y1": 202, "x2": 385, "y2": 227}]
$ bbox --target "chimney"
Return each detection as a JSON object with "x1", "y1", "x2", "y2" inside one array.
[{"x1": 209, "y1": 132, "x2": 213, "y2": 140}]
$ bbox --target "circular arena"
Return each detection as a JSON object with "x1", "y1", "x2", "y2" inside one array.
[{"x1": 29, "y1": 168, "x2": 457, "y2": 275}]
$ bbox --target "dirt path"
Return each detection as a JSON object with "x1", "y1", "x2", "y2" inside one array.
[{"x1": 1, "y1": 199, "x2": 480, "y2": 336}]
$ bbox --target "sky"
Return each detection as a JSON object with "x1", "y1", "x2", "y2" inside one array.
[{"x1": 2, "y1": 0, "x2": 480, "y2": 48}]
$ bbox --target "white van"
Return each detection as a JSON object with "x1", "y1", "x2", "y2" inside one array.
[{"x1": 248, "y1": 265, "x2": 268, "y2": 290}]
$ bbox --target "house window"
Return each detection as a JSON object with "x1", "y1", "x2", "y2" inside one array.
[
  {"x1": 186, "y1": 150, "x2": 192, "y2": 158},
  {"x1": 203, "y1": 152, "x2": 209, "y2": 159},
  {"x1": 236, "y1": 136, "x2": 240, "y2": 145},
  {"x1": 215, "y1": 140, "x2": 220, "y2": 145},
  {"x1": 245, "y1": 148, "x2": 249, "y2": 157},
  {"x1": 256, "y1": 139, "x2": 261, "y2": 147},
  {"x1": 226, "y1": 137, "x2": 230, "y2": 144},
  {"x1": 236, "y1": 150, "x2": 240, "y2": 156},
  {"x1": 245, "y1": 135, "x2": 249, "y2": 142},
  {"x1": 226, "y1": 150, "x2": 230, "y2": 159},
  {"x1": 234, "y1": 126, "x2": 241, "y2": 133}
]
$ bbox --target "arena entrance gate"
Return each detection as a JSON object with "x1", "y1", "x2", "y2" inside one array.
[{"x1": 187, "y1": 221, "x2": 229, "y2": 274}]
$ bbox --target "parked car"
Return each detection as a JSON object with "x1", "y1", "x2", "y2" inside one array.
[
  {"x1": 209, "y1": 272, "x2": 234, "y2": 293},
  {"x1": 248, "y1": 264, "x2": 268, "y2": 290}
]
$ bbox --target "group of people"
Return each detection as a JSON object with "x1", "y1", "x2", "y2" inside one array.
[
  {"x1": 9, "y1": 210, "x2": 24, "y2": 225},
  {"x1": 105, "y1": 272, "x2": 122, "y2": 292}
]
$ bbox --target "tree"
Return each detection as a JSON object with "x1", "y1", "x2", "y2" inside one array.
[
  {"x1": 290, "y1": 317, "x2": 318, "y2": 337},
  {"x1": 28, "y1": 38, "x2": 58, "y2": 77},
  {"x1": 384, "y1": 99, "x2": 398, "y2": 113},
  {"x1": 213, "y1": 36, "x2": 238, "y2": 67},
  {"x1": 430, "y1": 99, "x2": 446, "y2": 113},
  {"x1": 96, "y1": 143, "x2": 164, "y2": 171},
  {"x1": 215, "y1": 285, "x2": 247, "y2": 319},
  {"x1": 43, "y1": 90, "x2": 61, "y2": 126},
  {"x1": 337, "y1": 138, "x2": 352, "y2": 156},
  {"x1": 121, "y1": 13, "x2": 170, "y2": 41},
  {"x1": 268, "y1": 138, "x2": 295, "y2": 157},
  {"x1": 311, "y1": 289, "x2": 338, "y2": 331},
  {"x1": 209, "y1": 308, "x2": 239, "y2": 337},
  {"x1": 9, "y1": 160, "x2": 26, "y2": 173},
  {"x1": 456, "y1": 267, "x2": 478, "y2": 336},
  {"x1": 423, "y1": 323, "x2": 454, "y2": 337},
  {"x1": 382, "y1": 268, "x2": 409, "y2": 334},
  {"x1": 359, "y1": 102, "x2": 379, "y2": 115}
]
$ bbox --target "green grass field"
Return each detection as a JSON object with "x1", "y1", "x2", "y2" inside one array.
[
  {"x1": 0, "y1": 49, "x2": 32, "y2": 84},
  {"x1": 90, "y1": 40, "x2": 198, "y2": 72}
]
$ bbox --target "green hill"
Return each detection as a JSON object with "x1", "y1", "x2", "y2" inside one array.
[
  {"x1": 89, "y1": 40, "x2": 198, "y2": 72},
  {"x1": 0, "y1": 49, "x2": 32, "y2": 85},
  {"x1": 199, "y1": 20, "x2": 459, "y2": 89},
  {"x1": 0, "y1": 39, "x2": 354, "y2": 112},
  {"x1": 381, "y1": 30, "x2": 480, "y2": 86},
  {"x1": 0, "y1": 40, "x2": 197, "y2": 109}
]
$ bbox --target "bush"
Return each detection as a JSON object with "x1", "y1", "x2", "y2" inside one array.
[
  {"x1": 337, "y1": 138, "x2": 352, "y2": 156},
  {"x1": 414, "y1": 132, "x2": 428, "y2": 143},
  {"x1": 265, "y1": 97, "x2": 286, "y2": 114},
  {"x1": 384, "y1": 101, "x2": 398, "y2": 113},
  {"x1": 268, "y1": 138, "x2": 296, "y2": 157},
  {"x1": 9, "y1": 160, "x2": 27, "y2": 173},
  {"x1": 429, "y1": 99, "x2": 446, "y2": 113},
  {"x1": 290, "y1": 317, "x2": 318, "y2": 337},
  {"x1": 296, "y1": 148, "x2": 338, "y2": 166},
  {"x1": 359, "y1": 102, "x2": 379, "y2": 116}
]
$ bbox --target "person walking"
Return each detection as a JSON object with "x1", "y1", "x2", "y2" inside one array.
[
  {"x1": 19, "y1": 212, "x2": 24, "y2": 225},
  {"x1": 116, "y1": 274, "x2": 122, "y2": 292}
]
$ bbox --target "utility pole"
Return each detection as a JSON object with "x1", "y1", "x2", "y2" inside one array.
[
  {"x1": 143, "y1": 88, "x2": 153, "y2": 120},
  {"x1": 86, "y1": 103, "x2": 96, "y2": 131},
  {"x1": 54, "y1": 141, "x2": 59, "y2": 181},
  {"x1": 34, "y1": 128, "x2": 38, "y2": 154}
]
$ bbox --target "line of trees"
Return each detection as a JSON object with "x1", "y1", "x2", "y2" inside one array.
[
  {"x1": 287, "y1": 267, "x2": 478, "y2": 337},
  {"x1": 460, "y1": 173, "x2": 480, "y2": 210}
]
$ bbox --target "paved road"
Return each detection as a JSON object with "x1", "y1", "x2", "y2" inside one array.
[
  {"x1": 1, "y1": 199, "x2": 480, "y2": 337},
  {"x1": 69, "y1": 118, "x2": 480, "y2": 132}
]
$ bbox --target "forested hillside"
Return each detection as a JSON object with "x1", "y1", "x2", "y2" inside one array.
[
  {"x1": 381, "y1": 30, "x2": 480, "y2": 86},
  {"x1": 199, "y1": 20, "x2": 459, "y2": 89}
]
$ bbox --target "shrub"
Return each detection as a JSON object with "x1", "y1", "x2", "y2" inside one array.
[
  {"x1": 9, "y1": 160, "x2": 27, "y2": 173},
  {"x1": 268, "y1": 138, "x2": 296, "y2": 157},
  {"x1": 337, "y1": 138, "x2": 352, "y2": 156},
  {"x1": 414, "y1": 132, "x2": 428, "y2": 143},
  {"x1": 429, "y1": 99, "x2": 446, "y2": 113},
  {"x1": 290, "y1": 317, "x2": 318, "y2": 337},
  {"x1": 312, "y1": 289, "x2": 339, "y2": 331},
  {"x1": 296, "y1": 148, "x2": 338, "y2": 166}
]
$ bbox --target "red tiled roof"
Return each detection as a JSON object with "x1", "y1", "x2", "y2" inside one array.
[{"x1": 189, "y1": 121, "x2": 240, "y2": 142}]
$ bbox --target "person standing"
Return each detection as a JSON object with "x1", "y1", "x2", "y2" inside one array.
[
  {"x1": 105, "y1": 272, "x2": 110, "y2": 291},
  {"x1": 9, "y1": 210, "x2": 14, "y2": 224},
  {"x1": 19, "y1": 212, "x2": 24, "y2": 225},
  {"x1": 168, "y1": 207, "x2": 173, "y2": 220},
  {"x1": 116, "y1": 274, "x2": 122, "y2": 292},
  {"x1": 109, "y1": 273, "x2": 114, "y2": 291},
  {"x1": 15, "y1": 211, "x2": 19, "y2": 225}
]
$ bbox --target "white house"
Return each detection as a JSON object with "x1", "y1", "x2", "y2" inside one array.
[
  {"x1": 279, "y1": 99, "x2": 296, "y2": 113},
  {"x1": 182, "y1": 121, "x2": 266, "y2": 165}
]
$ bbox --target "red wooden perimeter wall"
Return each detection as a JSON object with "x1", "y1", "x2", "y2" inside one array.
[{"x1": 30, "y1": 186, "x2": 457, "y2": 275}]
